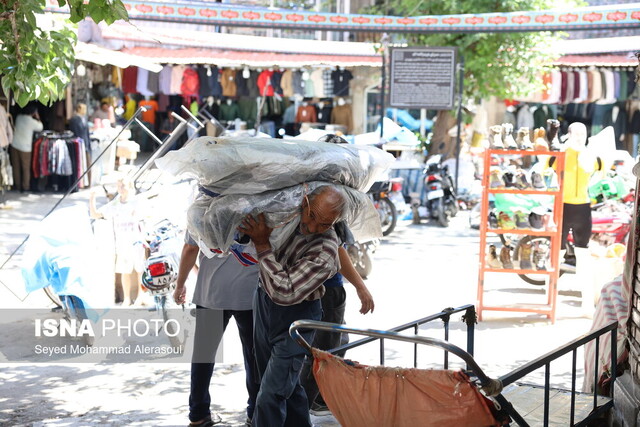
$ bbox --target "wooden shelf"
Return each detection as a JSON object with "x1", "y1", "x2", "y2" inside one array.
[
  {"x1": 486, "y1": 228, "x2": 557, "y2": 236},
  {"x1": 487, "y1": 188, "x2": 561, "y2": 195}
]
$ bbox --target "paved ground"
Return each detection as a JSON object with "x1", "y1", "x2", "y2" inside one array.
[{"x1": 0, "y1": 162, "x2": 602, "y2": 426}]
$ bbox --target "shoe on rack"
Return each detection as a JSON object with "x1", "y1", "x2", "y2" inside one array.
[
  {"x1": 528, "y1": 210, "x2": 544, "y2": 230},
  {"x1": 497, "y1": 211, "x2": 516, "y2": 230},
  {"x1": 310, "y1": 402, "x2": 332, "y2": 417},
  {"x1": 530, "y1": 171, "x2": 546, "y2": 190},
  {"x1": 502, "y1": 123, "x2": 518, "y2": 150},
  {"x1": 543, "y1": 212, "x2": 557, "y2": 231},
  {"x1": 533, "y1": 128, "x2": 549, "y2": 151},
  {"x1": 516, "y1": 127, "x2": 533, "y2": 150},
  {"x1": 547, "y1": 119, "x2": 562, "y2": 151},
  {"x1": 532, "y1": 241, "x2": 548, "y2": 271},
  {"x1": 518, "y1": 242, "x2": 533, "y2": 270},
  {"x1": 489, "y1": 168, "x2": 504, "y2": 189},
  {"x1": 489, "y1": 125, "x2": 504, "y2": 149},
  {"x1": 500, "y1": 245, "x2": 514, "y2": 269},
  {"x1": 487, "y1": 245, "x2": 502, "y2": 269},
  {"x1": 514, "y1": 210, "x2": 530, "y2": 229},
  {"x1": 502, "y1": 171, "x2": 516, "y2": 188},
  {"x1": 514, "y1": 169, "x2": 530, "y2": 190},
  {"x1": 542, "y1": 169, "x2": 559, "y2": 191},
  {"x1": 488, "y1": 211, "x2": 499, "y2": 228}
]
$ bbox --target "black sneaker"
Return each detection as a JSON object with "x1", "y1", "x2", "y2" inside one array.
[{"x1": 310, "y1": 402, "x2": 331, "y2": 416}]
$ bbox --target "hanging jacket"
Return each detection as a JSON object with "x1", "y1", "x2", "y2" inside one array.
[{"x1": 0, "y1": 104, "x2": 13, "y2": 148}]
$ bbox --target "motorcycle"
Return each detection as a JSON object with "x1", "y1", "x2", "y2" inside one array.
[
  {"x1": 141, "y1": 219, "x2": 190, "y2": 350},
  {"x1": 369, "y1": 180, "x2": 398, "y2": 237},
  {"x1": 347, "y1": 239, "x2": 379, "y2": 279},
  {"x1": 411, "y1": 155, "x2": 458, "y2": 227}
]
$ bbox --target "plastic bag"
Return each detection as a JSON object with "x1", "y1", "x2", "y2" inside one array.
[
  {"x1": 155, "y1": 136, "x2": 395, "y2": 194},
  {"x1": 187, "y1": 182, "x2": 382, "y2": 252}
]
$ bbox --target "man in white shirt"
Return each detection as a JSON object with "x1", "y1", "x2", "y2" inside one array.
[{"x1": 10, "y1": 104, "x2": 43, "y2": 192}]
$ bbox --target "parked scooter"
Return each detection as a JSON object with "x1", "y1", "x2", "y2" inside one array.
[
  {"x1": 411, "y1": 155, "x2": 458, "y2": 227},
  {"x1": 141, "y1": 219, "x2": 189, "y2": 350},
  {"x1": 369, "y1": 180, "x2": 398, "y2": 236}
]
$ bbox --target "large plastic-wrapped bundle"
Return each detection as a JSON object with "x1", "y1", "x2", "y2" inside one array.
[
  {"x1": 187, "y1": 182, "x2": 381, "y2": 252},
  {"x1": 155, "y1": 136, "x2": 394, "y2": 194}
]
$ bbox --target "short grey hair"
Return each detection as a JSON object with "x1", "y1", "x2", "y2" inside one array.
[{"x1": 308, "y1": 185, "x2": 347, "y2": 219}]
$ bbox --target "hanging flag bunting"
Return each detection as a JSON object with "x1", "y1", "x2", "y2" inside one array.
[{"x1": 45, "y1": 0, "x2": 640, "y2": 33}]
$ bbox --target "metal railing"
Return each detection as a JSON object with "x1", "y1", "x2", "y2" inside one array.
[
  {"x1": 314, "y1": 304, "x2": 477, "y2": 369},
  {"x1": 495, "y1": 321, "x2": 618, "y2": 427}
]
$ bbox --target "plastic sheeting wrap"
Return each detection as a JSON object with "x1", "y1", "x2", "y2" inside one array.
[
  {"x1": 155, "y1": 136, "x2": 395, "y2": 194},
  {"x1": 188, "y1": 182, "x2": 382, "y2": 252}
]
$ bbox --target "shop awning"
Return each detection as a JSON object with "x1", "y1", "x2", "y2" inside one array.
[
  {"x1": 553, "y1": 54, "x2": 637, "y2": 67},
  {"x1": 118, "y1": 46, "x2": 381, "y2": 68},
  {"x1": 75, "y1": 41, "x2": 162, "y2": 72}
]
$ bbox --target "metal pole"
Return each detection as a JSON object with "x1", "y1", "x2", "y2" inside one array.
[
  {"x1": 379, "y1": 33, "x2": 389, "y2": 141},
  {"x1": 454, "y1": 56, "x2": 465, "y2": 191}
]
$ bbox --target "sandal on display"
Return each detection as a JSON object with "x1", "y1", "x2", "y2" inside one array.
[
  {"x1": 487, "y1": 245, "x2": 502, "y2": 268},
  {"x1": 516, "y1": 127, "x2": 533, "y2": 150},
  {"x1": 489, "y1": 125, "x2": 504, "y2": 149},
  {"x1": 500, "y1": 245, "x2": 514, "y2": 269},
  {"x1": 498, "y1": 211, "x2": 516, "y2": 230},
  {"x1": 502, "y1": 123, "x2": 518, "y2": 150}
]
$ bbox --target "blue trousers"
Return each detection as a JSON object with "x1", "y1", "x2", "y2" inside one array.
[
  {"x1": 252, "y1": 287, "x2": 322, "y2": 427},
  {"x1": 189, "y1": 307, "x2": 259, "y2": 422}
]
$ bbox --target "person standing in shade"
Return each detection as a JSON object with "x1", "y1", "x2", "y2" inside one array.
[
  {"x1": 10, "y1": 103, "x2": 42, "y2": 192},
  {"x1": 174, "y1": 232, "x2": 259, "y2": 427}
]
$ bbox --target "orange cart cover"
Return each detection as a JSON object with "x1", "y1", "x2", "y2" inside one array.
[{"x1": 312, "y1": 348, "x2": 500, "y2": 427}]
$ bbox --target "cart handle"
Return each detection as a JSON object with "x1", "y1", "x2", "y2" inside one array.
[{"x1": 289, "y1": 320, "x2": 503, "y2": 396}]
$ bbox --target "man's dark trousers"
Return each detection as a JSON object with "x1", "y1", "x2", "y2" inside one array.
[
  {"x1": 252, "y1": 286, "x2": 322, "y2": 427},
  {"x1": 189, "y1": 306, "x2": 259, "y2": 422}
]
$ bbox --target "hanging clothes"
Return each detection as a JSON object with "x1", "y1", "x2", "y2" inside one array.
[
  {"x1": 270, "y1": 70, "x2": 284, "y2": 96},
  {"x1": 331, "y1": 68, "x2": 353, "y2": 96},
  {"x1": 146, "y1": 70, "x2": 160, "y2": 95},
  {"x1": 247, "y1": 70, "x2": 260, "y2": 98},
  {"x1": 281, "y1": 70, "x2": 294, "y2": 98},
  {"x1": 0, "y1": 104, "x2": 13, "y2": 149},
  {"x1": 295, "y1": 104, "x2": 316, "y2": 123},
  {"x1": 219, "y1": 101, "x2": 240, "y2": 122},
  {"x1": 330, "y1": 104, "x2": 353, "y2": 133},
  {"x1": 170, "y1": 65, "x2": 187, "y2": 95},
  {"x1": 122, "y1": 66, "x2": 138, "y2": 94},
  {"x1": 257, "y1": 70, "x2": 275, "y2": 97},
  {"x1": 310, "y1": 69, "x2": 325, "y2": 98},
  {"x1": 323, "y1": 69, "x2": 334, "y2": 98},
  {"x1": 158, "y1": 65, "x2": 172, "y2": 95},
  {"x1": 221, "y1": 68, "x2": 237, "y2": 98},
  {"x1": 292, "y1": 70, "x2": 304, "y2": 97},
  {"x1": 181, "y1": 67, "x2": 200, "y2": 98}
]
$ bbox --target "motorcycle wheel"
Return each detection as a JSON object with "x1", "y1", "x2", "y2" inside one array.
[
  {"x1": 377, "y1": 197, "x2": 397, "y2": 236},
  {"x1": 514, "y1": 235, "x2": 565, "y2": 286},
  {"x1": 160, "y1": 295, "x2": 187, "y2": 352},
  {"x1": 434, "y1": 200, "x2": 449, "y2": 227},
  {"x1": 44, "y1": 286, "x2": 62, "y2": 308},
  {"x1": 447, "y1": 198, "x2": 459, "y2": 218},
  {"x1": 347, "y1": 245, "x2": 373, "y2": 279}
]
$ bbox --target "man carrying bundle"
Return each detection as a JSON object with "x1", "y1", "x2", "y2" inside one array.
[{"x1": 238, "y1": 185, "x2": 345, "y2": 427}]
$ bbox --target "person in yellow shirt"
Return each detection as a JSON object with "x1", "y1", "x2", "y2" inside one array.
[{"x1": 123, "y1": 94, "x2": 137, "y2": 121}]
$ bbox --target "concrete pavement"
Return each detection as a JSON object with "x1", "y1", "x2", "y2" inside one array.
[{"x1": 0, "y1": 172, "x2": 599, "y2": 426}]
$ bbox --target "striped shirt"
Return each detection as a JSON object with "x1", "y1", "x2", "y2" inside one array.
[{"x1": 257, "y1": 228, "x2": 340, "y2": 306}]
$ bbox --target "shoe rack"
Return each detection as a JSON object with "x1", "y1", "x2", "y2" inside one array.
[{"x1": 477, "y1": 149, "x2": 565, "y2": 323}]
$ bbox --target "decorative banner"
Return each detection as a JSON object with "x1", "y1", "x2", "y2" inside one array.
[{"x1": 45, "y1": 0, "x2": 640, "y2": 33}]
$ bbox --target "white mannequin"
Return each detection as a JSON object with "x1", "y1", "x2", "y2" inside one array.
[
  {"x1": 339, "y1": 66, "x2": 345, "y2": 71},
  {"x1": 242, "y1": 66, "x2": 250, "y2": 79},
  {"x1": 302, "y1": 101, "x2": 308, "y2": 107},
  {"x1": 226, "y1": 99, "x2": 233, "y2": 106},
  {"x1": 337, "y1": 97, "x2": 346, "y2": 106},
  {"x1": 318, "y1": 102, "x2": 324, "y2": 110},
  {"x1": 206, "y1": 96, "x2": 214, "y2": 107},
  {"x1": 205, "y1": 65, "x2": 212, "y2": 77}
]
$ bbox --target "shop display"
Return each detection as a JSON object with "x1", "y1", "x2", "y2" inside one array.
[{"x1": 477, "y1": 144, "x2": 566, "y2": 323}]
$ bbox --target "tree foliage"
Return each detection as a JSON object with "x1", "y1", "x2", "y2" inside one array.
[
  {"x1": 366, "y1": 0, "x2": 583, "y2": 101},
  {"x1": 0, "y1": 0, "x2": 128, "y2": 107}
]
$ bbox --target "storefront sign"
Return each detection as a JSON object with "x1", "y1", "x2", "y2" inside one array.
[{"x1": 389, "y1": 47, "x2": 457, "y2": 110}]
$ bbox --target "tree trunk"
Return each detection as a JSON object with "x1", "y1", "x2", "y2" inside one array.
[{"x1": 428, "y1": 110, "x2": 457, "y2": 160}]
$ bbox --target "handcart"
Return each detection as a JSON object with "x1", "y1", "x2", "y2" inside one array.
[{"x1": 290, "y1": 305, "x2": 617, "y2": 427}]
